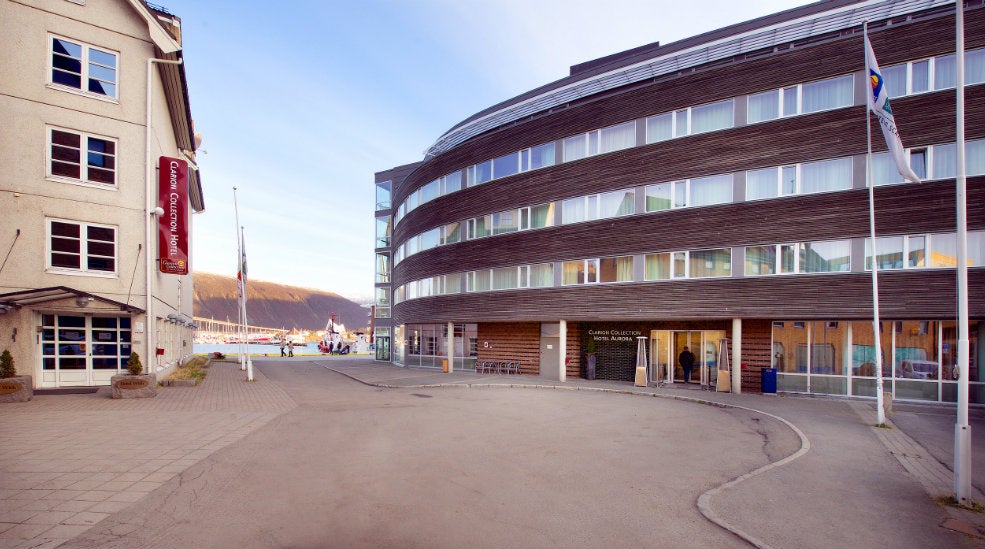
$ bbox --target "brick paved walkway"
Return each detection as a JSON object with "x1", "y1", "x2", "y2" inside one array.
[{"x1": 0, "y1": 360, "x2": 296, "y2": 549}]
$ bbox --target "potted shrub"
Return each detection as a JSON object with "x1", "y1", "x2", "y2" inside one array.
[
  {"x1": 111, "y1": 351, "x2": 157, "y2": 399},
  {"x1": 0, "y1": 349, "x2": 33, "y2": 403},
  {"x1": 585, "y1": 339, "x2": 597, "y2": 381}
]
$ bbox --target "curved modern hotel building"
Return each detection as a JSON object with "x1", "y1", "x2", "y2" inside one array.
[{"x1": 374, "y1": 0, "x2": 985, "y2": 404}]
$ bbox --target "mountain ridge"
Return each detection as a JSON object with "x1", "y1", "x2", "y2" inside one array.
[{"x1": 192, "y1": 272, "x2": 369, "y2": 332}]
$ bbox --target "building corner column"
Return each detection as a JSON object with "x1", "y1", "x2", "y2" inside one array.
[
  {"x1": 446, "y1": 321, "x2": 454, "y2": 373},
  {"x1": 559, "y1": 320, "x2": 567, "y2": 383},
  {"x1": 732, "y1": 318, "x2": 742, "y2": 394}
]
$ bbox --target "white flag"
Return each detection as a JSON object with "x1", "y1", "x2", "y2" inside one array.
[{"x1": 865, "y1": 30, "x2": 920, "y2": 183}]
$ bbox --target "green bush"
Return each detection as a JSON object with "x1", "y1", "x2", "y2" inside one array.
[
  {"x1": 126, "y1": 352, "x2": 144, "y2": 375},
  {"x1": 0, "y1": 349, "x2": 15, "y2": 378}
]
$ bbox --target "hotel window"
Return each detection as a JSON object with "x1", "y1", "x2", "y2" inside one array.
[
  {"x1": 492, "y1": 151, "x2": 521, "y2": 180},
  {"x1": 467, "y1": 160, "x2": 493, "y2": 187},
  {"x1": 869, "y1": 231, "x2": 985, "y2": 269},
  {"x1": 419, "y1": 228, "x2": 439, "y2": 252},
  {"x1": 882, "y1": 48, "x2": 985, "y2": 98},
  {"x1": 376, "y1": 180, "x2": 391, "y2": 210},
  {"x1": 444, "y1": 274, "x2": 462, "y2": 295},
  {"x1": 47, "y1": 219, "x2": 117, "y2": 274},
  {"x1": 599, "y1": 256, "x2": 634, "y2": 283},
  {"x1": 529, "y1": 263, "x2": 554, "y2": 288},
  {"x1": 375, "y1": 215, "x2": 391, "y2": 247},
  {"x1": 520, "y1": 203, "x2": 555, "y2": 230},
  {"x1": 645, "y1": 248, "x2": 730, "y2": 280},
  {"x1": 564, "y1": 121, "x2": 636, "y2": 162},
  {"x1": 747, "y1": 74, "x2": 853, "y2": 123},
  {"x1": 490, "y1": 210, "x2": 519, "y2": 236},
  {"x1": 50, "y1": 36, "x2": 118, "y2": 99},
  {"x1": 529, "y1": 142, "x2": 556, "y2": 170},
  {"x1": 562, "y1": 189, "x2": 634, "y2": 224},
  {"x1": 562, "y1": 259, "x2": 598, "y2": 285},
  {"x1": 466, "y1": 270, "x2": 491, "y2": 292},
  {"x1": 646, "y1": 175, "x2": 731, "y2": 211},
  {"x1": 48, "y1": 127, "x2": 117, "y2": 186},
  {"x1": 646, "y1": 99, "x2": 733, "y2": 143},
  {"x1": 492, "y1": 266, "x2": 519, "y2": 290},
  {"x1": 871, "y1": 140, "x2": 985, "y2": 185},
  {"x1": 375, "y1": 253, "x2": 390, "y2": 283},
  {"x1": 745, "y1": 240, "x2": 849, "y2": 275},
  {"x1": 440, "y1": 222, "x2": 461, "y2": 245}
]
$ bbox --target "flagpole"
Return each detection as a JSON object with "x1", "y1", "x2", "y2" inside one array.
[
  {"x1": 953, "y1": 0, "x2": 972, "y2": 507},
  {"x1": 241, "y1": 226, "x2": 254, "y2": 381},
  {"x1": 233, "y1": 187, "x2": 246, "y2": 372},
  {"x1": 864, "y1": 21, "x2": 887, "y2": 426}
]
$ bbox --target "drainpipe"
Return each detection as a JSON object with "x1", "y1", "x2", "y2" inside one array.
[{"x1": 145, "y1": 57, "x2": 182, "y2": 374}]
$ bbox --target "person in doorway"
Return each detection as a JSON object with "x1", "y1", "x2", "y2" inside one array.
[
  {"x1": 280, "y1": 341, "x2": 286, "y2": 357},
  {"x1": 288, "y1": 341, "x2": 294, "y2": 357},
  {"x1": 679, "y1": 346, "x2": 696, "y2": 383}
]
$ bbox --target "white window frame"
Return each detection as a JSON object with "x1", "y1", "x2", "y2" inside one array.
[
  {"x1": 48, "y1": 34, "x2": 119, "y2": 101},
  {"x1": 46, "y1": 126, "x2": 118, "y2": 188},
  {"x1": 46, "y1": 218, "x2": 118, "y2": 277}
]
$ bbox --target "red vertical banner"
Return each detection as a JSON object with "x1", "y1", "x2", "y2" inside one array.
[{"x1": 158, "y1": 156, "x2": 189, "y2": 275}]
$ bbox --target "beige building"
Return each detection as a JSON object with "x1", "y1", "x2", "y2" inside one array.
[{"x1": 0, "y1": 0, "x2": 204, "y2": 387}]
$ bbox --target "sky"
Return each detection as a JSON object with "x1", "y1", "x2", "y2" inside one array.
[{"x1": 166, "y1": 0, "x2": 813, "y2": 304}]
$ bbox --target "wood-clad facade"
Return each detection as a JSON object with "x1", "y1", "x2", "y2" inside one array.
[{"x1": 376, "y1": 1, "x2": 985, "y2": 402}]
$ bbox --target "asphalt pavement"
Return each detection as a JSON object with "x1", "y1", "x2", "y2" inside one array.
[{"x1": 0, "y1": 355, "x2": 982, "y2": 549}]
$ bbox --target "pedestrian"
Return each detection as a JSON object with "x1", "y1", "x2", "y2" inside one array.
[
  {"x1": 679, "y1": 346, "x2": 696, "y2": 383},
  {"x1": 280, "y1": 341, "x2": 286, "y2": 357},
  {"x1": 288, "y1": 341, "x2": 294, "y2": 357}
]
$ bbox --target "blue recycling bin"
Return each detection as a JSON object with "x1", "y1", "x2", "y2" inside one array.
[{"x1": 761, "y1": 367, "x2": 777, "y2": 394}]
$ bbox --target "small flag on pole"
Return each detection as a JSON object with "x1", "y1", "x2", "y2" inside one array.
[
  {"x1": 864, "y1": 30, "x2": 921, "y2": 183},
  {"x1": 237, "y1": 227, "x2": 248, "y2": 302}
]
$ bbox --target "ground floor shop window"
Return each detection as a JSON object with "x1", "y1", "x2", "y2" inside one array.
[
  {"x1": 773, "y1": 319, "x2": 983, "y2": 403},
  {"x1": 394, "y1": 323, "x2": 477, "y2": 369}
]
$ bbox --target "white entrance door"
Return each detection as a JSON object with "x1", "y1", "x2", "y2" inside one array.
[{"x1": 39, "y1": 314, "x2": 132, "y2": 387}]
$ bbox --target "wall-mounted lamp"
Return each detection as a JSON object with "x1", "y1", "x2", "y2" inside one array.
[
  {"x1": 166, "y1": 313, "x2": 179, "y2": 323},
  {"x1": 151, "y1": 206, "x2": 165, "y2": 216},
  {"x1": 76, "y1": 296, "x2": 91, "y2": 307}
]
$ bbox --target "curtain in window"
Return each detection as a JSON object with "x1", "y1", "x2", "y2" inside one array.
[
  {"x1": 444, "y1": 274, "x2": 462, "y2": 294},
  {"x1": 562, "y1": 261, "x2": 584, "y2": 285},
  {"x1": 911, "y1": 60, "x2": 930, "y2": 93},
  {"x1": 690, "y1": 99, "x2": 734, "y2": 134},
  {"x1": 599, "y1": 256, "x2": 633, "y2": 282},
  {"x1": 563, "y1": 134, "x2": 588, "y2": 162},
  {"x1": 599, "y1": 189, "x2": 634, "y2": 218},
  {"x1": 420, "y1": 180, "x2": 439, "y2": 204},
  {"x1": 935, "y1": 54, "x2": 957, "y2": 89},
  {"x1": 645, "y1": 183, "x2": 672, "y2": 211},
  {"x1": 746, "y1": 168, "x2": 778, "y2": 200},
  {"x1": 492, "y1": 210, "x2": 518, "y2": 235},
  {"x1": 529, "y1": 203, "x2": 554, "y2": 228},
  {"x1": 744, "y1": 246, "x2": 776, "y2": 275},
  {"x1": 932, "y1": 143, "x2": 957, "y2": 179},
  {"x1": 561, "y1": 197, "x2": 586, "y2": 224},
  {"x1": 689, "y1": 249, "x2": 730, "y2": 278},
  {"x1": 870, "y1": 152, "x2": 903, "y2": 186},
  {"x1": 747, "y1": 90, "x2": 779, "y2": 123},
  {"x1": 530, "y1": 143, "x2": 556, "y2": 169},
  {"x1": 492, "y1": 267, "x2": 518, "y2": 290},
  {"x1": 801, "y1": 157, "x2": 851, "y2": 194},
  {"x1": 529, "y1": 263, "x2": 554, "y2": 288},
  {"x1": 600, "y1": 121, "x2": 636, "y2": 153},
  {"x1": 882, "y1": 64, "x2": 907, "y2": 97},
  {"x1": 645, "y1": 253, "x2": 670, "y2": 280},
  {"x1": 967, "y1": 49, "x2": 985, "y2": 84},
  {"x1": 646, "y1": 113, "x2": 673, "y2": 144},
  {"x1": 444, "y1": 172, "x2": 462, "y2": 193},
  {"x1": 969, "y1": 140, "x2": 985, "y2": 176},
  {"x1": 690, "y1": 174, "x2": 732, "y2": 206},
  {"x1": 969, "y1": 231, "x2": 985, "y2": 267},
  {"x1": 801, "y1": 75, "x2": 853, "y2": 113}
]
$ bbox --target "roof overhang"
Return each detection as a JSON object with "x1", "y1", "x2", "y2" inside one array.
[{"x1": 0, "y1": 287, "x2": 145, "y2": 314}]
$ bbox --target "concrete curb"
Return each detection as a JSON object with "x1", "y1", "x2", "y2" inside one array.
[{"x1": 323, "y1": 366, "x2": 812, "y2": 549}]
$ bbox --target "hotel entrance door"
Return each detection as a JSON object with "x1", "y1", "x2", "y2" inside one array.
[{"x1": 650, "y1": 330, "x2": 725, "y2": 386}]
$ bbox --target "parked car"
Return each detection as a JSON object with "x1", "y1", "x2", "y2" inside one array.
[{"x1": 899, "y1": 360, "x2": 938, "y2": 379}]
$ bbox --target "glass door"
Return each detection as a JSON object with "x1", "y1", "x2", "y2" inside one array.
[{"x1": 40, "y1": 314, "x2": 131, "y2": 387}]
